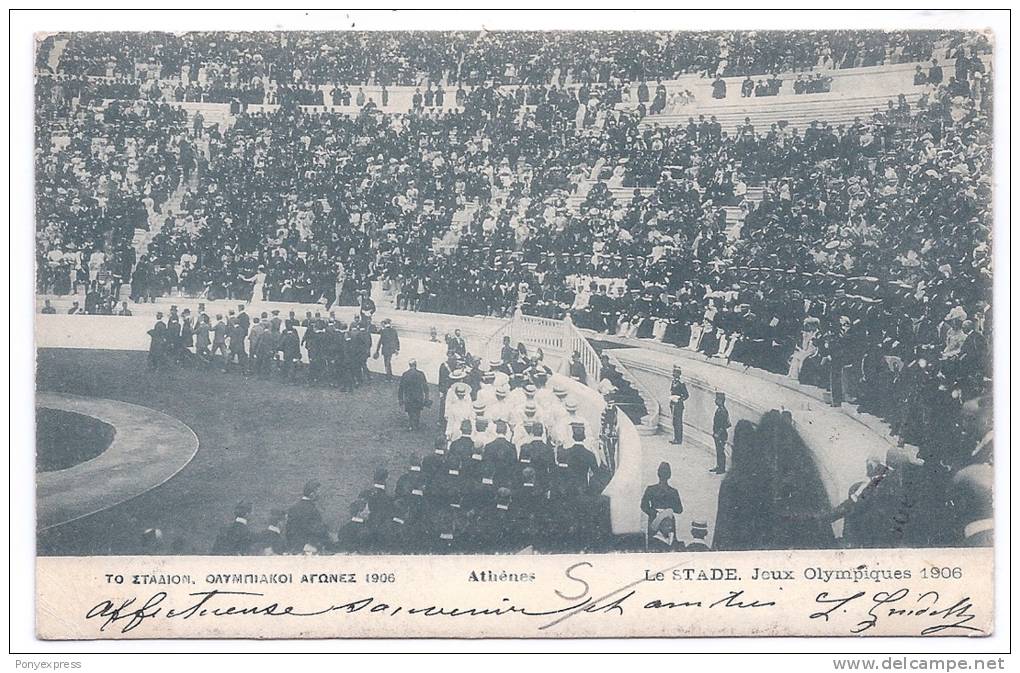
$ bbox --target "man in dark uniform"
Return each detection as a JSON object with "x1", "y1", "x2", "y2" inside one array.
[
  {"x1": 518, "y1": 422, "x2": 554, "y2": 491},
  {"x1": 165, "y1": 307, "x2": 181, "y2": 364},
  {"x1": 640, "y1": 461, "x2": 683, "y2": 542},
  {"x1": 394, "y1": 453, "x2": 427, "y2": 528},
  {"x1": 179, "y1": 308, "x2": 195, "y2": 366},
  {"x1": 147, "y1": 312, "x2": 168, "y2": 371},
  {"x1": 285, "y1": 480, "x2": 330, "y2": 553},
  {"x1": 564, "y1": 424, "x2": 598, "y2": 494},
  {"x1": 482, "y1": 420, "x2": 517, "y2": 487},
  {"x1": 357, "y1": 320, "x2": 374, "y2": 383},
  {"x1": 711, "y1": 392, "x2": 731, "y2": 474},
  {"x1": 470, "y1": 487, "x2": 517, "y2": 552},
  {"x1": 365, "y1": 467, "x2": 393, "y2": 537},
  {"x1": 437, "y1": 352, "x2": 460, "y2": 423},
  {"x1": 211, "y1": 502, "x2": 252, "y2": 555},
  {"x1": 280, "y1": 325, "x2": 302, "y2": 381},
  {"x1": 515, "y1": 465, "x2": 549, "y2": 546},
  {"x1": 335, "y1": 499, "x2": 371, "y2": 553},
  {"x1": 236, "y1": 304, "x2": 250, "y2": 337},
  {"x1": 448, "y1": 420, "x2": 476, "y2": 465},
  {"x1": 227, "y1": 317, "x2": 248, "y2": 372},
  {"x1": 252, "y1": 509, "x2": 287, "y2": 555},
  {"x1": 398, "y1": 359, "x2": 429, "y2": 430},
  {"x1": 669, "y1": 365, "x2": 690, "y2": 444},
  {"x1": 378, "y1": 498, "x2": 416, "y2": 553},
  {"x1": 374, "y1": 318, "x2": 401, "y2": 379}
]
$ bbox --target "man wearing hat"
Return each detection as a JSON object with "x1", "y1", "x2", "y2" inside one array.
[
  {"x1": 711, "y1": 392, "x2": 731, "y2": 474},
  {"x1": 685, "y1": 521, "x2": 711, "y2": 551},
  {"x1": 468, "y1": 401, "x2": 493, "y2": 448},
  {"x1": 669, "y1": 365, "x2": 690, "y2": 445},
  {"x1": 445, "y1": 377, "x2": 473, "y2": 434},
  {"x1": 554, "y1": 397, "x2": 589, "y2": 449},
  {"x1": 490, "y1": 357, "x2": 510, "y2": 389},
  {"x1": 564, "y1": 423, "x2": 598, "y2": 494},
  {"x1": 374, "y1": 317, "x2": 401, "y2": 379},
  {"x1": 483, "y1": 420, "x2": 518, "y2": 487},
  {"x1": 641, "y1": 462, "x2": 683, "y2": 544},
  {"x1": 212, "y1": 502, "x2": 253, "y2": 555},
  {"x1": 146, "y1": 311, "x2": 168, "y2": 371},
  {"x1": 488, "y1": 384, "x2": 512, "y2": 423},
  {"x1": 437, "y1": 353, "x2": 461, "y2": 422},
  {"x1": 476, "y1": 369, "x2": 498, "y2": 407},
  {"x1": 398, "y1": 359, "x2": 430, "y2": 431},
  {"x1": 286, "y1": 480, "x2": 330, "y2": 553}
]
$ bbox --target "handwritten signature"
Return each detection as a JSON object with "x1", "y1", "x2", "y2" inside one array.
[
  {"x1": 810, "y1": 588, "x2": 981, "y2": 635},
  {"x1": 84, "y1": 584, "x2": 981, "y2": 636}
]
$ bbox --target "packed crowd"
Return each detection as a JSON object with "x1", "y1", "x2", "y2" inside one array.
[
  {"x1": 48, "y1": 30, "x2": 982, "y2": 88},
  {"x1": 37, "y1": 32, "x2": 994, "y2": 551}
]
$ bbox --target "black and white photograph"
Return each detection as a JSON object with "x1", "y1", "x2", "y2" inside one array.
[{"x1": 11, "y1": 8, "x2": 1009, "y2": 653}]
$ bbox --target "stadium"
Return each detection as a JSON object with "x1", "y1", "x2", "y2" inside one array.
[{"x1": 34, "y1": 29, "x2": 994, "y2": 557}]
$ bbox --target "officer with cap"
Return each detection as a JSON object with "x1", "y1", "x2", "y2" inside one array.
[
  {"x1": 669, "y1": 365, "x2": 690, "y2": 445},
  {"x1": 641, "y1": 461, "x2": 683, "y2": 542}
]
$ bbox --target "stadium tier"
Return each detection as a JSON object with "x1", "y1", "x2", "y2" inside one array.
[{"x1": 34, "y1": 30, "x2": 993, "y2": 555}]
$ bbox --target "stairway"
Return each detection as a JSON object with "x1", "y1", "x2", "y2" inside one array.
[
  {"x1": 131, "y1": 180, "x2": 190, "y2": 258},
  {"x1": 639, "y1": 91, "x2": 924, "y2": 134},
  {"x1": 46, "y1": 36, "x2": 69, "y2": 72},
  {"x1": 591, "y1": 345, "x2": 660, "y2": 436}
]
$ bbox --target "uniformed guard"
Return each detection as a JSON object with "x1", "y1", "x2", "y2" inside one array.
[
  {"x1": 712, "y1": 392, "x2": 731, "y2": 474},
  {"x1": 640, "y1": 462, "x2": 684, "y2": 542},
  {"x1": 669, "y1": 365, "x2": 690, "y2": 445}
]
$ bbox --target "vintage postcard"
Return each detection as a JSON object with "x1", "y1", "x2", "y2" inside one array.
[{"x1": 28, "y1": 17, "x2": 999, "y2": 641}]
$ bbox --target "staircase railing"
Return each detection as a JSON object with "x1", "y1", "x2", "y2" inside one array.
[{"x1": 486, "y1": 309, "x2": 601, "y2": 385}]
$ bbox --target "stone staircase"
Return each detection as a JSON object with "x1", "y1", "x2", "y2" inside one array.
[
  {"x1": 593, "y1": 347, "x2": 660, "y2": 437},
  {"x1": 131, "y1": 180, "x2": 190, "y2": 258},
  {"x1": 639, "y1": 90, "x2": 924, "y2": 134}
]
